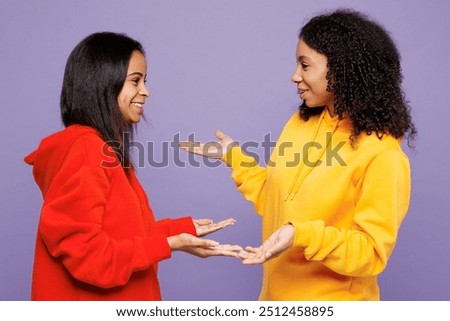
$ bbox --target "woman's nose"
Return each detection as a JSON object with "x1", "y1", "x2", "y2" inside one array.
[
  {"x1": 140, "y1": 84, "x2": 150, "y2": 97},
  {"x1": 291, "y1": 66, "x2": 302, "y2": 83}
]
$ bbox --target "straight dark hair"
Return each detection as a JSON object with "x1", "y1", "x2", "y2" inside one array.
[{"x1": 60, "y1": 32, "x2": 145, "y2": 169}]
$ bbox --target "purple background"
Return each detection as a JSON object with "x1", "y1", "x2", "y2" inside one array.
[{"x1": 1, "y1": 0, "x2": 449, "y2": 300}]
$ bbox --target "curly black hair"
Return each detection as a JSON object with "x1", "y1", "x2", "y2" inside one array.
[{"x1": 298, "y1": 9, "x2": 416, "y2": 147}]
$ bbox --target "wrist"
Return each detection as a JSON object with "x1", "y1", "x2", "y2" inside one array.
[{"x1": 167, "y1": 235, "x2": 177, "y2": 250}]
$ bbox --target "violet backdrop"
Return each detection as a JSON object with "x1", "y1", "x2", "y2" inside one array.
[{"x1": 1, "y1": 0, "x2": 449, "y2": 300}]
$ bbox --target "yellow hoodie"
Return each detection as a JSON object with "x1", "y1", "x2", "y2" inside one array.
[{"x1": 223, "y1": 109, "x2": 410, "y2": 300}]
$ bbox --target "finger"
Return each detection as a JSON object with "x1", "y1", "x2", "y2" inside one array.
[
  {"x1": 189, "y1": 237, "x2": 219, "y2": 248},
  {"x1": 213, "y1": 249, "x2": 242, "y2": 257},
  {"x1": 208, "y1": 218, "x2": 236, "y2": 230},
  {"x1": 215, "y1": 129, "x2": 227, "y2": 140},
  {"x1": 263, "y1": 239, "x2": 289, "y2": 258},
  {"x1": 244, "y1": 246, "x2": 262, "y2": 254},
  {"x1": 178, "y1": 141, "x2": 200, "y2": 148},
  {"x1": 178, "y1": 146, "x2": 204, "y2": 156},
  {"x1": 242, "y1": 255, "x2": 266, "y2": 265},
  {"x1": 217, "y1": 244, "x2": 243, "y2": 252},
  {"x1": 211, "y1": 244, "x2": 243, "y2": 252},
  {"x1": 216, "y1": 218, "x2": 237, "y2": 226},
  {"x1": 197, "y1": 225, "x2": 222, "y2": 237},
  {"x1": 178, "y1": 141, "x2": 202, "y2": 152},
  {"x1": 202, "y1": 142, "x2": 223, "y2": 158},
  {"x1": 200, "y1": 218, "x2": 234, "y2": 229},
  {"x1": 264, "y1": 244, "x2": 279, "y2": 258},
  {"x1": 238, "y1": 249, "x2": 253, "y2": 259},
  {"x1": 195, "y1": 218, "x2": 213, "y2": 226},
  {"x1": 178, "y1": 142, "x2": 208, "y2": 157},
  {"x1": 221, "y1": 250, "x2": 242, "y2": 257},
  {"x1": 195, "y1": 246, "x2": 238, "y2": 258},
  {"x1": 215, "y1": 245, "x2": 243, "y2": 257},
  {"x1": 196, "y1": 219, "x2": 236, "y2": 236}
]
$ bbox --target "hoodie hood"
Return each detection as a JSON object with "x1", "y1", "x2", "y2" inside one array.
[{"x1": 24, "y1": 125, "x2": 99, "y2": 197}]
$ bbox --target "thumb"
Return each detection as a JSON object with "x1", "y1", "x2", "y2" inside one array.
[
  {"x1": 215, "y1": 129, "x2": 227, "y2": 140},
  {"x1": 197, "y1": 238, "x2": 220, "y2": 247},
  {"x1": 195, "y1": 218, "x2": 213, "y2": 226}
]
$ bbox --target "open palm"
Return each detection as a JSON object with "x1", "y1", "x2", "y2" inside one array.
[
  {"x1": 178, "y1": 130, "x2": 235, "y2": 159},
  {"x1": 239, "y1": 224, "x2": 295, "y2": 264}
]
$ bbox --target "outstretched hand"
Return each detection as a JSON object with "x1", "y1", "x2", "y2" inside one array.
[
  {"x1": 194, "y1": 218, "x2": 236, "y2": 237},
  {"x1": 167, "y1": 233, "x2": 242, "y2": 258},
  {"x1": 178, "y1": 130, "x2": 235, "y2": 159},
  {"x1": 167, "y1": 217, "x2": 241, "y2": 258},
  {"x1": 239, "y1": 224, "x2": 295, "y2": 264}
]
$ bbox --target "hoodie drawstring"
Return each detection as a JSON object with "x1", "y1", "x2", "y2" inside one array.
[{"x1": 284, "y1": 111, "x2": 340, "y2": 201}]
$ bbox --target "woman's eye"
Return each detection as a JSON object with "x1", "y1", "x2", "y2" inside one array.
[{"x1": 302, "y1": 64, "x2": 309, "y2": 69}]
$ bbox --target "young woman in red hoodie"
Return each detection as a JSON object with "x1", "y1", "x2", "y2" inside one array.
[{"x1": 25, "y1": 32, "x2": 240, "y2": 300}]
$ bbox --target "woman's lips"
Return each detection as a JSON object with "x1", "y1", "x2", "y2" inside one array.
[{"x1": 298, "y1": 89, "x2": 308, "y2": 99}]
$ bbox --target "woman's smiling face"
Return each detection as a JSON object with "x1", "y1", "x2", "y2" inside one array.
[
  {"x1": 117, "y1": 51, "x2": 150, "y2": 123},
  {"x1": 291, "y1": 39, "x2": 335, "y2": 116}
]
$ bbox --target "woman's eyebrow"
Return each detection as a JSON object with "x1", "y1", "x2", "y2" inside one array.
[{"x1": 126, "y1": 72, "x2": 144, "y2": 77}]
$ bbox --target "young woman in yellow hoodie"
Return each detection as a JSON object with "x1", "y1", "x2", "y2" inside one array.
[{"x1": 180, "y1": 9, "x2": 416, "y2": 300}]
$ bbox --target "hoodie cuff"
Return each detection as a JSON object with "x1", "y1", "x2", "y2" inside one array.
[
  {"x1": 143, "y1": 234, "x2": 172, "y2": 264},
  {"x1": 290, "y1": 220, "x2": 325, "y2": 256},
  {"x1": 24, "y1": 150, "x2": 38, "y2": 165},
  {"x1": 156, "y1": 217, "x2": 197, "y2": 237},
  {"x1": 222, "y1": 144, "x2": 257, "y2": 169},
  {"x1": 170, "y1": 217, "x2": 197, "y2": 236}
]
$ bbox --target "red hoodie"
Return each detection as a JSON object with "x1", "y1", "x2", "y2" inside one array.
[{"x1": 25, "y1": 124, "x2": 196, "y2": 300}]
